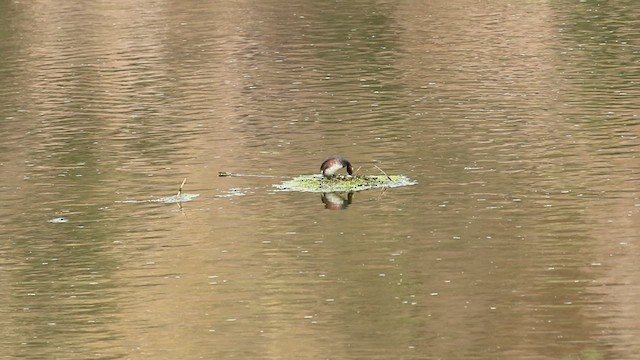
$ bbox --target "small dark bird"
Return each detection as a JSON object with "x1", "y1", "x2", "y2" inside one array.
[{"x1": 320, "y1": 156, "x2": 354, "y2": 178}]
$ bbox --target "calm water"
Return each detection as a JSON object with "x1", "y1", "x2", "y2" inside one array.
[{"x1": 1, "y1": 1, "x2": 639, "y2": 359}]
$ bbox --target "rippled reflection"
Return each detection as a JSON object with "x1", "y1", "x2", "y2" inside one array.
[{"x1": 321, "y1": 192, "x2": 354, "y2": 210}]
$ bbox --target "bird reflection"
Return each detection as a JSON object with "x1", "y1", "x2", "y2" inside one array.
[{"x1": 321, "y1": 192, "x2": 354, "y2": 210}]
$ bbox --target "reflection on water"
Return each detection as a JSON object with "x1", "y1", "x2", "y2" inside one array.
[
  {"x1": 321, "y1": 192, "x2": 354, "y2": 210},
  {"x1": 0, "y1": 0, "x2": 639, "y2": 359}
]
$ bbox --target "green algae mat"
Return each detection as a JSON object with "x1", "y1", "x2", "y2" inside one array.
[{"x1": 273, "y1": 174, "x2": 416, "y2": 193}]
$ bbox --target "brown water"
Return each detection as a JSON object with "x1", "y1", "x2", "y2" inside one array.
[{"x1": 1, "y1": 1, "x2": 639, "y2": 359}]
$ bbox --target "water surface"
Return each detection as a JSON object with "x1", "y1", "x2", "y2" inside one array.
[{"x1": 1, "y1": 1, "x2": 639, "y2": 359}]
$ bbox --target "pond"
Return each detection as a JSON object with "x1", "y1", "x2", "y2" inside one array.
[{"x1": 0, "y1": 1, "x2": 638, "y2": 359}]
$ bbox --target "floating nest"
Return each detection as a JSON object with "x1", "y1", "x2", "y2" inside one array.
[{"x1": 273, "y1": 174, "x2": 416, "y2": 193}]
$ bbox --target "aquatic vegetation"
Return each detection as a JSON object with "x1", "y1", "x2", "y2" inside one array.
[{"x1": 273, "y1": 174, "x2": 416, "y2": 193}]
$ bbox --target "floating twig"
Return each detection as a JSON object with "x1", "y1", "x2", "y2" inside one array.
[
  {"x1": 373, "y1": 165, "x2": 392, "y2": 181},
  {"x1": 219, "y1": 171, "x2": 290, "y2": 179},
  {"x1": 177, "y1": 178, "x2": 187, "y2": 198}
]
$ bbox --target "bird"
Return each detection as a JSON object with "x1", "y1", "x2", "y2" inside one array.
[{"x1": 320, "y1": 156, "x2": 354, "y2": 178}]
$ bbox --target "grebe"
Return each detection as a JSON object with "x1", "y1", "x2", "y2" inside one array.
[{"x1": 320, "y1": 156, "x2": 354, "y2": 178}]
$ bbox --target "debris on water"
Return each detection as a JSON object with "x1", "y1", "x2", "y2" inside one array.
[
  {"x1": 216, "y1": 187, "x2": 251, "y2": 198},
  {"x1": 48, "y1": 217, "x2": 68, "y2": 223},
  {"x1": 219, "y1": 172, "x2": 279, "y2": 178},
  {"x1": 273, "y1": 174, "x2": 416, "y2": 193},
  {"x1": 116, "y1": 193, "x2": 200, "y2": 204},
  {"x1": 116, "y1": 178, "x2": 199, "y2": 204}
]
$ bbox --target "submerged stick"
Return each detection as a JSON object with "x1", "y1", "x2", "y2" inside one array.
[
  {"x1": 177, "y1": 178, "x2": 187, "y2": 198},
  {"x1": 373, "y1": 165, "x2": 392, "y2": 181}
]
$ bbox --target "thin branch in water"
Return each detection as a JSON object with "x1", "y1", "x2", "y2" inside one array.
[
  {"x1": 177, "y1": 178, "x2": 187, "y2": 198},
  {"x1": 373, "y1": 165, "x2": 392, "y2": 181},
  {"x1": 218, "y1": 171, "x2": 290, "y2": 179}
]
